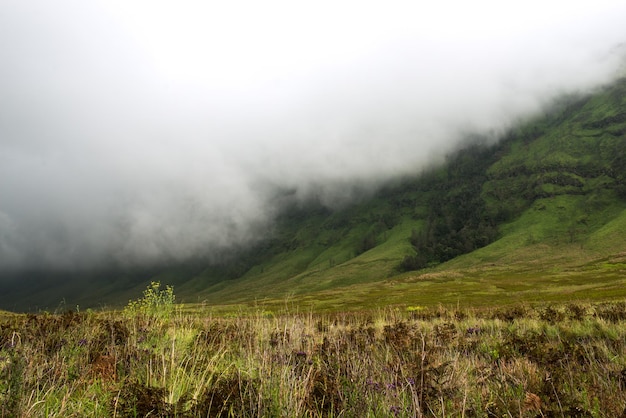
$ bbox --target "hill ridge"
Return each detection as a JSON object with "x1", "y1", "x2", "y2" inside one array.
[{"x1": 1, "y1": 78, "x2": 626, "y2": 311}]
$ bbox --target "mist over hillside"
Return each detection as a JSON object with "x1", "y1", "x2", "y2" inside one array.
[
  {"x1": 1, "y1": 75, "x2": 626, "y2": 310},
  {"x1": 1, "y1": 1, "x2": 626, "y2": 278}
]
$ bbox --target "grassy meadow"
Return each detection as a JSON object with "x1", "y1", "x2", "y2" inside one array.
[{"x1": 2, "y1": 283, "x2": 626, "y2": 417}]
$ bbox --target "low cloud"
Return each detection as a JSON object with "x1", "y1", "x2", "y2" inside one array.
[{"x1": 1, "y1": 1, "x2": 625, "y2": 272}]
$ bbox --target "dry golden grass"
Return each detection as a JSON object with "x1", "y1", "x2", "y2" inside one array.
[{"x1": 1, "y1": 301, "x2": 626, "y2": 417}]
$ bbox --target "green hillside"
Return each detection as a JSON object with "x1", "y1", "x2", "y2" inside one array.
[
  {"x1": 180, "y1": 78, "x2": 626, "y2": 310},
  {"x1": 1, "y1": 78, "x2": 626, "y2": 312}
]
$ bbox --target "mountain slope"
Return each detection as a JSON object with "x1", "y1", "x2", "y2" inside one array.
[
  {"x1": 1, "y1": 78, "x2": 626, "y2": 311},
  {"x1": 181, "y1": 78, "x2": 626, "y2": 309}
]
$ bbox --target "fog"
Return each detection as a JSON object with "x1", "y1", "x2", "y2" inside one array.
[{"x1": 1, "y1": 1, "x2": 625, "y2": 272}]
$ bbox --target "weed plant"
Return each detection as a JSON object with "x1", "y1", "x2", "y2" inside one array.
[
  {"x1": 124, "y1": 281, "x2": 176, "y2": 320},
  {"x1": 1, "y1": 298, "x2": 626, "y2": 416}
]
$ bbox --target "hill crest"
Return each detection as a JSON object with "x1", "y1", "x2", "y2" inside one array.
[{"x1": 2, "y1": 79, "x2": 626, "y2": 311}]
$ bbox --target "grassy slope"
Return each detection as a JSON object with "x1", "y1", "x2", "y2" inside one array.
[
  {"x1": 1, "y1": 79, "x2": 625, "y2": 312},
  {"x1": 176, "y1": 78, "x2": 626, "y2": 311}
]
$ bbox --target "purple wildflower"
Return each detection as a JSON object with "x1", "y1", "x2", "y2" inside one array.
[
  {"x1": 466, "y1": 326, "x2": 481, "y2": 335},
  {"x1": 366, "y1": 380, "x2": 383, "y2": 392}
]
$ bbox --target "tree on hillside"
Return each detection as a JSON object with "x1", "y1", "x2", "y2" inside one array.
[{"x1": 399, "y1": 143, "x2": 499, "y2": 272}]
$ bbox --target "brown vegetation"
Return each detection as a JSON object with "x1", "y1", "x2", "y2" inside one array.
[{"x1": 1, "y1": 302, "x2": 626, "y2": 416}]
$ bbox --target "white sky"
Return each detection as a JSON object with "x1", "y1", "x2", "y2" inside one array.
[{"x1": 1, "y1": 0, "x2": 625, "y2": 271}]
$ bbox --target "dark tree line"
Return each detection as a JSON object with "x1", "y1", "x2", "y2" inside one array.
[
  {"x1": 399, "y1": 143, "x2": 500, "y2": 271},
  {"x1": 610, "y1": 138, "x2": 626, "y2": 198}
]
